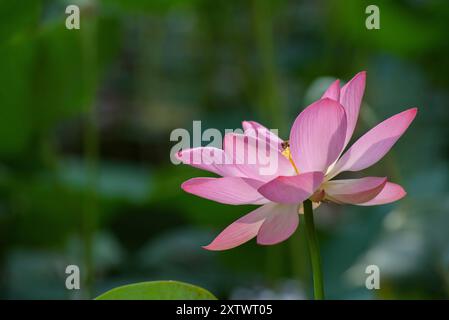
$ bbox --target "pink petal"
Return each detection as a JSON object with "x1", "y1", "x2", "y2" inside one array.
[
  {"x1": 327, "y1": 108, "x2": 418, "y2": 179},
  {"x1": 323, "y1": 177, "x2": 387, "y2": 204},
  {"x1": 257, "y1": 204, "x2": 299, "y2": 245},
  {"x1": 181, "y1": 177, "x2": 268, "y2": 205},
  {"x1": 223, "y1": 133, "x2": 295, "y2": 181},
  {"x1": 357, "y1": 182, "x2": 406, "y2": 206},
  {"x1": 290, "y1": 98, "x2": 347, "y2": 173},
  {"x1": 339, "y1": 71, "x2": 366, "y2": 147},
  {"x1": 242, "y1": 120, "x2": 283, "y2": 151},
  {"x1": 203, "y1": 203, "x2": 277, "y2": 251},
  {"x1": 258, "y1": 172, "x2": 324, "y2": 204},
  {"x1": 176, "y1": 147, "x2": 241, "y2": 177},
  {"x1": 321, "y1": 79, "x2": 340, "y2": 101}
]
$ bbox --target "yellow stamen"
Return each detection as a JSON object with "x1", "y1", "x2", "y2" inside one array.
[
  {"x1": 282, "y1": 141, "x2": 324, "y2": 205},
  {"x1": 281, "y1": 146, "x2": 300, "y2": 174}
]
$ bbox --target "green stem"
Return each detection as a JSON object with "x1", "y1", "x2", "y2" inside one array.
[{"x1": 303, "y1": 199, "x2": 325, "y2": 300}]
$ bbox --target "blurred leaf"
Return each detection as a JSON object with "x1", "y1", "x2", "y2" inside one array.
[
  {"x1": 66, "y1": 231, "x2": 124, "y2": 272},
  {"x1": 95, "y1": 280, "x2": 217, "y2": 300},
  {"x1": 10, "y1": 173, "x2": 81, "y2": 246},
  {"x1": 138, "y1": 227, "x2": 213, "y2": 269},
  {"x1": 4, "y1": 249, "x2": 68, "y2": 299},
  {"x1": 58, "y1": 158, "x2": 152, "y2": 203}
]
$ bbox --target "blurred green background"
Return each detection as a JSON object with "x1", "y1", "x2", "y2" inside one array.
[{"x1": 0, "y1": 0, "x2": 448, "y2": 299}]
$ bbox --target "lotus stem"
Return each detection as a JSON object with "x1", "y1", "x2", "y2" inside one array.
[{"x1": 303, "y1": 199, "x2": 325, "y2": 300}]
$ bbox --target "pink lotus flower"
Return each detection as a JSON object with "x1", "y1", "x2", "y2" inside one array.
[{"x1": 177, "y1": 72, "x2": 417, "y2": 251}]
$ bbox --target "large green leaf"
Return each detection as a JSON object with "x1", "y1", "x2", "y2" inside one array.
[{"x1": 95, "y1": 280, "x2": 217, "y2": 300}]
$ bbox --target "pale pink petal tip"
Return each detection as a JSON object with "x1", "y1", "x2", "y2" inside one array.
[
  {"x1": 357, "y1": 182, "x2": 407, "y2": 206},
  {"x1": 324, "y1": 177, "x2": 387, "y2": 204},
  {"x1": 202, "y1": 244, "x2": 220, "y2": 251},
  {"x1": 202, "y1": 204, "x2": 274, "y2": 251},
  {"x1": 256, "y1": 205, "x2": 299, "y2": 245},
  {"x1": 349, "y1": 71, "x2": 366, "y2": 83},
  {"x1": 328, "y1": 107, "x2": 418, "y2": 178},
  {"x1": 321, "y1": 79, "x2": 341, "y2": 101},
  {"x1": 339, "y1": 71, "x2": 366, "y2": 147}
]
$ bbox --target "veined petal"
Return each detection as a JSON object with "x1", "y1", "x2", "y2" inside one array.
[
  {"x1": 323, "y1": 177, "x2": 387, "y2": 204},
  {"x1": 203, "y1": 203, "x2": 277, "y2": 251},
  {"x1": 290, "y1": 98, "x2": 347, "y2": 173},
  {"x1": 357, "y1": 182, "x2": 406, "y2": 206},
  {"x1": 327, "y1": 108, "x2": 418, "y2": 179},
  {"x1": 258, "y1": 172, "x2": 324, "y2": 204},
  {"x1": 257, "y1": 204, "x2": 299, "y2": 245},
  {"x1": 339, "y1": 71, "x2": 366, "y2": 147},
  {"x1": 321, "y1": 79, "x2": 340, "y2": 101},
  {"x1": 223, "y1": 133, "x2": 295, "y2": 181},
  {"x1": 242, "y1": 120, "x2": 283, "y2": 151},
  {"x1": 176, "y1": 147, "x2": 240, "y2": 177},
  {"x1": 181, "y1": 177, "x2": 268, "y2": 205}
]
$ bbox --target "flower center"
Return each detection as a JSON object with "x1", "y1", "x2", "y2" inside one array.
[
  {"x1": 281, "y1": 141, "x2": 326, "y2": 204},
  {"x1": 282, "y1": 140, "x2": 325, "y2": 204},
  {"x1": 281, "y1": 141, "x2": 300, "y2": 174}
]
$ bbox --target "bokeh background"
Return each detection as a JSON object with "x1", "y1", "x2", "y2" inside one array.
[{"x1": 1, "y1": 0, "x2": 448, "y2": 299}]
